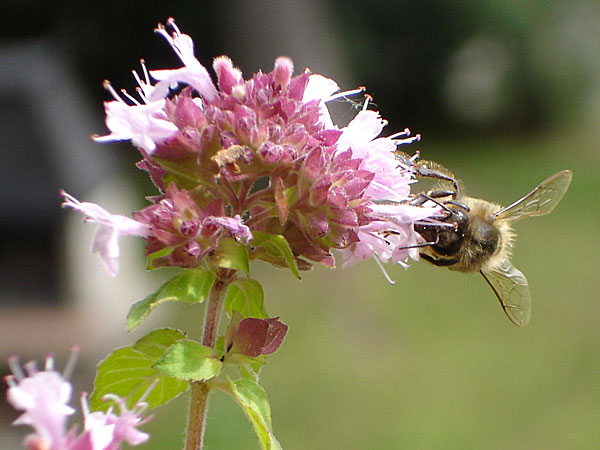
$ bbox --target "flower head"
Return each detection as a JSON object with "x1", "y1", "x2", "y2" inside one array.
[
  {"x1": 77, "y1": 18, "x2": 439, "y2": 276},
  {"x1": 133, "y1": 183, "x2": 252, "y2": 268}
]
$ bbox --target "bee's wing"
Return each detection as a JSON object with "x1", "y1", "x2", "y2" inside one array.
[
  {"x1": 493, "y1": 170, "x2": 572, "y2": 223},
  {"x1": 480, "y1": 260, "x2": 531, "y2": 326}
]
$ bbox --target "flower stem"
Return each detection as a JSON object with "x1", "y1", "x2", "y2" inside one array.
[
  {"x1": 184, "y1": 269, "x2": 234, "y2": 450},
  {"x1": 185, "y1": 382, "x2": 210, "y2": 450}
]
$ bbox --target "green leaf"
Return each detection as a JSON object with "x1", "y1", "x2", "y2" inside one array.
[
  {"x1": 236, "y1": 355, "x2": 266, "y2": 382},
  {"x1": 251, "y1": 231, "x2": 300, "y2": 279},
  {"x1": 90, "y1": 328, "x2": 189, "y2": 412},
  {"x1": 214, "y1": 237, "x2": 250, "y2": 273},
  {"x1": 215, "y1": 335, "x2": 225, "y2": 356},
  {"x1": 146, "y1": 247, "x2": 174, "y2": 270},
  {"x1": 227, "y1": 377, "x2": 281, "y2": 450},
  {"x1": 154, "y1": 340, "x2": 222, "y2": 381},
  {"x1": 153, "y1": 157, "x2": 206, "y2": 187},
  {"x1": 225, "y1": 278, "x2": 268, "y2": 319},
  {"x1": 127, "y1": 269, "x2": 215, "y2": 331}
]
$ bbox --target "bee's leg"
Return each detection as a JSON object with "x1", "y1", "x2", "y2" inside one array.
[
  {"x1": 383, "y1": 230, "x2": 439, "y2": 249},
  {"x1": 410, "y1": 193, "x2": 454, "y2": 216},
  {"x1": 445, "y1": 199, "x2": 470, "y2": 212},
  {"x1": 414, "y1": 165, "x2": 460, "y2": 196},
  {"x1": 395, "y1": 150, "x2": 460, "y2": 195},
  {"x1": 420, "y1": 253, "x2": 460, "y2": 266},
  {"x1": 428, "y1": 190, "x2": 456, "y2": 199}
]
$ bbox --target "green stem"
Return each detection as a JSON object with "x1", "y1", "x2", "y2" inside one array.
[{"x1": 184, "y1": 269, "x2": 234, "y2": 450}]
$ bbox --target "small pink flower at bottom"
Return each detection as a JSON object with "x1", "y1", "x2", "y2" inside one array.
[
  {"x1": 6, "y1": 356, "x2": 75, "y2": 449},
  {"x1": 5, "y1": 350, "x2": 151, "y2": 450},
  {"x1": 61, "y1": 191, "x2": 152, "y2": 276}
]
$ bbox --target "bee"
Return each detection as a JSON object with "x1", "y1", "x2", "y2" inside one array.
[{"x1": 397, "y1": 153, "x2": 572, "y2": 326}]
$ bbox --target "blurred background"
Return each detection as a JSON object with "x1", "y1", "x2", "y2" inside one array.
[{"x1": 1, "y1": 0, "x2": 599, "y2": 449}]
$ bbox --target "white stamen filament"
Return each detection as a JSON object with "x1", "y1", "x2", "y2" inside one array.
[
  {"x1": 102, "y1": 80, "x2": 124, "y2": 103},
  {"x1": 62, "y1": 346, "x2": 80, "y2": 380},
  {"x1": 373, "y1": 254, "x2": 396, "y2": 285},
  {"x1": 8, "y1": 356, "x2": 25, "y2": 381},
  {"x1": 120, "y1": 88, "x2": 141, "y2": 106},
  {"x1": 45, "y1": 353, "x2": 54, "y2": 371},
  {"x1": 326, "y1": 86, "x2": 366, "y2": 103}
]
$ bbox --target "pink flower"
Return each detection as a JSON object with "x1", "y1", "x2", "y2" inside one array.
[
  {"x1": 93, "y1": 82, "x2": 178, "y2": 153},
  {"x1": 337, "y1": 110, "x2": 419, "y2": 202},
  {"x1": 149, "y1": 18, "x2": 219, "y2": 102},
  {"x1": 6, "y1": 356, "x2": 75, "y2": 449},
  {"x1": 61, "y1": 191, "x2": 151, "y2": 276},
  {"x1": 70, "y1": 394, "x2": 150, "y2": 450},
  {"x1": 5, "y1": 351, "x2": 151, "y2": 450},
  {"x1": 340, "y1": 203, "x2": 437, "y2": 269},
  {"x1": 133, "y1": 184, "x2": 252, "y2": 269}
]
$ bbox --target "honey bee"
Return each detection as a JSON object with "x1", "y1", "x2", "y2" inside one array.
[{"x1": 397, "y1": 153, "x2": 572, "y2": 326}]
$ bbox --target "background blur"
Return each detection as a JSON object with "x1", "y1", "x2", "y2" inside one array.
[{"x1": 1, "y1": 1, "x2": 599, "y2": 449}]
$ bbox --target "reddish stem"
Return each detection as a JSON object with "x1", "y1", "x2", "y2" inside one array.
[{"x1": 184, "y1": 269, "x2": 234, "y2": 450}]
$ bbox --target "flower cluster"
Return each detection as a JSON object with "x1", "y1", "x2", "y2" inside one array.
[
  {"x1": 64, "y1": 18, "x2": 438, "y2": 277},
  {"x1": 5, "y1": 351, "x2": 150, "y2": 450}
]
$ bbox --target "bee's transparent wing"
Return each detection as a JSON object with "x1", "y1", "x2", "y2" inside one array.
[
  {"x1": 493, "y1": 170, "x2": 572, "y2": 223},
  {"x1": 480, "y1": 260, "x2": 531, "y2": 326}
]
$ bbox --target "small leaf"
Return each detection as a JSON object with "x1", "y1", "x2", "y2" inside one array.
[
  {"x1": 226, "y1": 316, "x2": 288, "y2": 357},
  {"x1": 154, "y1": 340, "x2": 222, "y2": 381},
  {"x1": 225, "y1": 279, "x2": 267, "y2": 319},
  {"x1": 90, "y1": 328, "x2": 189, "y2": 412},
  {"x1": 214, "y1": 237, "x2": 250, "y2": 273},
  {"x1": 127, "y1": 269, "x2": 215, "y2": 331},
  {"x1": 146, "y1": 247, "x2": 174, "y2": 270},
  {"x1": 227, "y1": 377, "x2": 282, "y2": 450},
  {"x1": 251, "y1": 231, "x2": 300, "y2": 279},
  {"x1": 238, "y1": 362, "x2": 262, "y2": 382}
]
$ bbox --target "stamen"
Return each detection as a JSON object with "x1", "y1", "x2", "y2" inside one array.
[
  {"x1": 155, "y1": 19, "x2": 183, "y2": 62},
  {"x1": 60, "y1": 190, "x2": 81, "y2": 208},
  {"x1": 362, "y1": 94, "x2": 373, "y2": 111},
  {"x1": 102, "y1": 80, "x2": 124, "y2": 103},
  {"x1": 326, "y1": 86, "x2": 366, "y2": 102},
  {"x1": 137, "y1": 379, "x2": 159, "y2": 406},
  {"x1": 5, "y1": 374, "x2": 17, "y2": 388},
  {"x1": 120, "y1": 88, "x2": 141, "y2": 106},
  {"x1": 373, "y1": 254, "x2": 396, "y2": 285},
  {"x1": 24, "y1": 361, "x2": 39, "y2": 376},
  {"x1": 7, "y1": 356, "x2": 25, "y2": 381},
  {"x1": 44, "y1": 353, "x2": 55, "y2": 371},
  {"x1": 395, "y1": 133, "x2": 421, "y2": 146},
  {"x1": 62, "y1": 346, "x2": 80, "y2": 380},
  {"x1": 141, "y1": 59, "x2": 151, "y2": 84},
  {"x1": 80, "y1": 392, "x2": 90, "y2": 418},
  {"x1": 132, "y1": 60, "x2": 153, "y2": 103},
  {"x1": 389, "y1": 128, "x2": 411, "y2": 139},
  {"x1": 166, "y1": 17, "x2": 181, "y2": 35}
]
